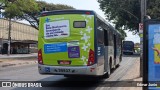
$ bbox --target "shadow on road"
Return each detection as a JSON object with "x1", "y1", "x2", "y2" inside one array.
[
  {"x1": 11, "y1": 75, "x2": 104, "y2": 90},
  {"x1": 10, "y1": 75, "x2": 140, "y2": 90},
  {"x1": 39, "y1": 75, "x2": 103, "y2": 87}
]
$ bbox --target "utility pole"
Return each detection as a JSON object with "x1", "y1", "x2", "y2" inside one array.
[
  {"x1": 141, "y1": 0, "x2": 146, "y2": 22},
  {"x1": 7, "y1": 18, "x2": 11, "y2": 55},
  {"x1": 7, "y1": 0, "x2": 15, "y2": 56},
  {"x1": 140, "y1": 0, "x2": 146, "y2": 77}
]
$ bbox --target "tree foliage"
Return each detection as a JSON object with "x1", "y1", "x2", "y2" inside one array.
[
  {"x1": 1, "y1": 0, "x2": 39, "y2": 18},
  {"x1": 98, "y1": 0, "x2": 141, "y2": 35},
  {"x1": 37, "y1": 1, "x2": 74, "y2": 11},
  {"x1": 98, "y1": 0, "x2": 160, "y2": 35},
  {"x1": 147, "y1": 0, "x2": 160, "y2": 19},
  {"x1": 0, "y1": 0, "x2": 74, "y2": 29},
  {"x1": 27, "y1": 1, "x2": 74, "y2": 29}
]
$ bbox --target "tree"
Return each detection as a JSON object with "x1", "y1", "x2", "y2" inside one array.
[
  {"x1": 0, "y1": 0, "x2": 39, "y2": 18},
  {"x1": 98, "y1": 0, "x2": 141, "y2": 35},
  {"x1": 117, "y1": 28, "x2": 127, "y2": 40},
  {"x1": 0, "y1": 0, "x2": 74, "y2": 29},
  {"x1": 147, "y1": 0, "x2": 160, "y2": 19},
  {"x1": 25, "y1": 1, "x2": 74, "y2": 29},
  {"x1": 98, "y1": 0, "x2": 160, "y2": 34}
]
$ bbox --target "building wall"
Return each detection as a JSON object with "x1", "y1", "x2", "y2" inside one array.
[
  {"x1": 0, "y1": 19, "x2": 38, "y2": 54},
  {"x1": 0, "y1": 19, "x2": 38, "y2": 41}
]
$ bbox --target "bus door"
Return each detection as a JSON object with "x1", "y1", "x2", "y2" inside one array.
[
  {"x1": 114, "y1": 34, "x2": 117, "y2": 61},
  {"x1": 104, "y1": 29, "x2": 108, "y2": 72}
]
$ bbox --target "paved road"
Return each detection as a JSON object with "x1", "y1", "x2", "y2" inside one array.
[{"x1": 0, "y1": 55, "x2": 139, "y2": 90}]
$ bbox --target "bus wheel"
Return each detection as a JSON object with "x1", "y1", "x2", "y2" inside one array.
[{"x1": 116, "y1": 64, "x2": 120, "y2": 68}]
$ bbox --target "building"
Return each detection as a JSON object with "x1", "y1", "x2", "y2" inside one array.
[{"x1": 0, "y1": 18, "x2": 38, "y2": 54}]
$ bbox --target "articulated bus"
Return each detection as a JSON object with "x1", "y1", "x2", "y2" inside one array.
[{"x1": 38, "y1": 10, "x2": 122, "y2": 78}]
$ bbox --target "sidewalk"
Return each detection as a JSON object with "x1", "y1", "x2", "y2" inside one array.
[
  {"x1": 0, "y1": 53, "x2": 37, "y2": 68},
  {"x1": 117, "y1": 58, "x2": 142, "y2": 90}
]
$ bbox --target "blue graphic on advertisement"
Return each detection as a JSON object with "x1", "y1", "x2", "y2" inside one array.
[
  {"x1": 45, "y1": 18, "x2": 50, "y2": 23},
  {"x1": 68, "y1": 46, "x2": 80, "y2": 58},
  {"x1": 44, "y1": 43, "x2": 67, "y2": 53},
  {"x1": 155, "y1": 66, "x2": 160, "y2": 78},
  {"x1": 148, "y1": 24, "x2": 160, "y2": 90}
]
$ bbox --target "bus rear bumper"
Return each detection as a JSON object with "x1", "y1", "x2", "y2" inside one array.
[
  {"x1": 123, "y1": 50, "x2": 133, "y2": 53},
  {"x1": 123, "y1": 50, "x2": 134, "y2": 54},
  {"x1": 38, "y1": 64, "x2": 101, "y2": 76}
]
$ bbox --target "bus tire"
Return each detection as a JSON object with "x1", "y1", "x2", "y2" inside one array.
[
  {"x1": 131, "y1": 52, "x2": 133, "y2": 55},
  {"x1": 120, "y1": 54, "x2": 122, "y2": 62},
  {"x1": 116, "y1": 64, "x2": 120, "y2": 68},
  {"x1": 116, "y1": 56, "x2": 121, "y2": 68}
]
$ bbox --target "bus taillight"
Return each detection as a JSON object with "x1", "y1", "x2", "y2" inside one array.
[
  {"x1": 38, "y1": 49, "x2": 43, "y2": 64},
  {"x1": 86, "y1": 12, "x2": 91, "y2": 15},
  {"x1": 87, "y1": 49, "x2": 95, "y2": 66}
]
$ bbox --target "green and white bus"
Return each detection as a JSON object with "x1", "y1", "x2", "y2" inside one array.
[{"x1": 38, "y1": 10, "x2": 122, "y2": 78}]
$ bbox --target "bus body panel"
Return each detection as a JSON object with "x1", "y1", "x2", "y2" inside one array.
[
  {"x1": 104, "y1": 46, "x2": 114, "y2": 72},
  {"x1": 96, "y1": 44, "x2": 105, "y2": 75},
  {"x1": 38, "y1": 14, "x2": 95, "y2": 66},
  {"x1": 115, "y1": 36, "x2": 122, "y2": 66}
]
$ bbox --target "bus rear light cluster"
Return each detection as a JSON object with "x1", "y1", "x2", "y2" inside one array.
[
  {"x1": 38, "y1": 49, "x2": 43, "y2": 64},
  {"x1": 87, "y1": 49, "x2": 95, "y2": 66},
  {"x1": 85, "y1": 12, "x2": 91, "y2": 15}
]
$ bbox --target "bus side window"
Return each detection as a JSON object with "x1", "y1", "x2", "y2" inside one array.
[
  {"x1": 97, "y1": 27, "x2": 104, "y2": 44},
  {"x1": 108, "y1": 30, "x2": 113, "y2": 46},
  {"x1": 104, "y1": 29, "x2": 108, "y2": 46}
]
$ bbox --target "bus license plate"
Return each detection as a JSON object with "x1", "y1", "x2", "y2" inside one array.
[
  {"x1": 58, "y1": 61, "x2": 71, "y2": 65},
  {"x1": 57, "y1": 69, "x2": 71, "y2": 72}
]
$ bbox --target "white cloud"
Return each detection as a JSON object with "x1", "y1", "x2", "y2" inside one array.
[{"x1": 125, "y1": 30, "x2": 140, "y2": 43}]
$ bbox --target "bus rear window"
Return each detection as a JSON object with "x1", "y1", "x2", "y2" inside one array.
[{"x1": 74, "y1": 21, "x2": 86, "y2": 28}]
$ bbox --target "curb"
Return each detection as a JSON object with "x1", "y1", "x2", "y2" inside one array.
[
  {"x1": 2, "y1": 63, "x2": 16, "y2": 67},
  {"x1": 0, "y1": 55, "x2": 37, "y2": 59}
]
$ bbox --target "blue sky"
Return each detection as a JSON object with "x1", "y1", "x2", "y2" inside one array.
[{"x1": 38, "y1": 0, "x2": 140, "y2": 43}]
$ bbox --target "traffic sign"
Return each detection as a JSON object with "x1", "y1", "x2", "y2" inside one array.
[{"x1": 139, "y1": 23, "x2": 143, "y2": 34}]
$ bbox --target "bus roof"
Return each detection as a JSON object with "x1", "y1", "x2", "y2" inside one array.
[
  {"x1": 40, "y1": 9, "x2": 96, "y2": 16},
  {"x1": 95, "y1": 12, "x2": 122, "y2": 36}
]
